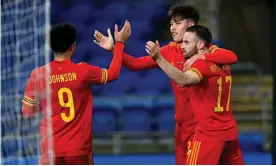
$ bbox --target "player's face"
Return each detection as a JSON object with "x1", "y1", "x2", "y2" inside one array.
[
  {"x1": 170, "y1": 18, "x2": 195, "y2": 42},
  {"x1": 180, "y1": 32, "x2": 198, "y2": 59}
]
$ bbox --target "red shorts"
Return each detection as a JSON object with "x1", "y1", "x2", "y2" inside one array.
[
  {"x1": 174, "y1": 123, "x2": 194, "y2": 165},
  {"x1": 186, "y1": 139, "x2": 244, "y2": 165},
  {"x1": 39, "y1": 154, "x2": 94, "y2": 165}
]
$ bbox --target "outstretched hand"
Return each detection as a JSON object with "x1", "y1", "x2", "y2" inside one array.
[
  {"x1": 94, "y1": 28, "x2": 114, "y2": 52},
  {"x1": 146, "y1": 40, "x2": 161, "y2": 61},
  {"x1": 114, "y1": 20, "x2": 131, "y2": 43}
]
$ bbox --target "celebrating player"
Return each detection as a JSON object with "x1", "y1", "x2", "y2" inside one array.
[
  {"x1": 21, "y1": 21, "x2": 131, "y2": 165},
  {"x1": 146, "y1": 25, "x2": 244, "y2": 165},
  {"x1": 94, "y1": 5, "x2": 237, "y2": 164}
]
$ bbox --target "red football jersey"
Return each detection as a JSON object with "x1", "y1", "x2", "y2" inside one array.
[
  {"x1": 22, "y1": 42, "x2": 124, "y2": 157},
  {"x1": 189, "y1": 59, "x2": 238, "y2": 141},
  {"x1": 122, "y1": 43, "x2": 237, "y2": 134},
  {"x1": 160, "y1": 43, "x2": 195, "y2": 133}
]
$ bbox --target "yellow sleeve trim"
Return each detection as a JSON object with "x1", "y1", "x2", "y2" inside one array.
[
  {"x1": 101, "y1": 69, "x2": 108, "y2": 84},
  {"x1": 189, "y1": 68, "x2": 203, "y2": 81},
  {"x1": 101, "y1": 70, "x2": 104, "y2": 83},
  {"x1": 22, "y1": 96, "x2": 37, "y2": 106},
  {"x1": 104, "y1": 69, "x2": 108, "y2": 84},
  {"x1": 208, "y1": 45, "x2": 218, "y2": 53},
  {"x1": 24, "y1": 95, "x2": 35, "y2": 102},
  {"x1": 211, "y1": 47, "x2": 219, "y2": 53},
  {"x1": 22, "y1": 100, "x2": 35, "y2": 107}
]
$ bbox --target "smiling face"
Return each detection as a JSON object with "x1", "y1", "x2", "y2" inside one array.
[
  {"x1": 179, "y1": 25, "x2": 213, "y2": 59},
  {"x1": 180, "y1": 31, "x2": 198, "y2": 59},
  {"x1": 167, "y1": 5, "x2": 199, "y2": 43},
  {"x1": 170, "y1": 18, "x2": 195, "y2": 42},
  {"x1": 180, "y1": 31, "x2": 208, "y2": 59}
]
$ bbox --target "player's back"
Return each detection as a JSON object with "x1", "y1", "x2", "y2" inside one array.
[
  {"x1": 191, "y1": 60, "x2": 238, "y2": 141},
  {"x1": 36, "y1": 60, "x2": 96, "y2": 156}
]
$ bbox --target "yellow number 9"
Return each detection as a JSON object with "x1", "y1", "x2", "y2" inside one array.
[{"x1": 58, "y1": 87, "x2": 75, "y2": 122}]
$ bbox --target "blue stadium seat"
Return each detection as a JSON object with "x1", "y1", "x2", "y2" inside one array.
[
  {"x1": 92, "y1": 85, "x2": 104, "y2": 95},
  {"x1": 18, "y1": 78, "x2": 28, "y2": 94},
  {"x1": 1, "y1": 77, "x2": 15, "y2": 94},
  {"x1": 21, "y1": 138, "x2": 39, "y2": 155},
  {"x1": 154, "y1": 95, "x2": 175, "y2": 132},
  {"x1": 50, "y1": 2, "x2": 59, "y2": 19},
  {"x1": 93, "y1": 98, "x2": 121, "y2": 134},
  {"x1": 102, "y1": 3, "x2": 128, "y2": 21},
  {"x1": 132, "y1": 68, "x2": 171, "y2": 95},
  {"x1": 1, "y1": 117, "x2": 17, "y2": 137},
  {"x1": 100, "y1": 73, "x2": 137, "y2": 96},
  {"x1": 78, "y1": 26, "x2": 96, "y2": 41},
  {"x1": 58, "y1": 9, "x2": 71, "y2": 22},
  {"x1": 130, "y1": 21, "x2": 152, "y2": 39},
  {"x1": 92, "y1": 9, "x2": 114, "y2": 23},
  {"x1": 239, "y1": 132, "x2": 265, "y2": 152},
  {"x1": 2, "y1": 138, "x2": 35, "y2": 159},
  {"x1": 74, "y1": 24, "x2": 89, "y2": 41},
  {"x1": 1, "y1": 57, "x2": 10, "y2": 72},
  {"x1": 20, "y1": 119, "x2": 40, "y2": 136},
  {"x1": 2, "y1": 139, "x2": 19, "y2": 157},
  {"x1": 70, "y1": 0, "x2": 94, "y2": 8},
  {"x1": 93, "y1": 21, "x2": 115, "y2": 34},
  {"x1": 93, "y1": 110, "x2": 118, "y2": 134},
  {"x1": 86, "y1": 40, "x2": 108, "y2": 62},
  {"x1": 122, "y1": 96, "x2": 153, "y2": 132},
  {"x1": 72, "y1": 42, "x2": 87, "y2": 63},
  {"x1": 18, "y1": 59, "x2": 35, "y2": 73},
  {"x1": 62, "y1": 4, "x2": 92, "y2": 23},
  {"x1": 124, "y1": 40, "x2": 148, "y2": 57},
  {"x1": 88, "y1": 53, "x2": 112, "y2": 68},
  {"x1": 127, "y1": 5, "x2": 157, "y2": 20},
  {"x1": 73, "y1": 40, "x2": 97, "y2": 63}
]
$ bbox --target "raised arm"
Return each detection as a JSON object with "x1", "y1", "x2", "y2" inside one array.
[
  {"x1": 94, "y1": 25, "x2": 170, "y2": 71},
  {"x1": 155, "y1": 55, "x2": 200, "y2": 86},
  {"x1": 145, "y1": 41, "x2": 200, "y2": 86},
  {"x1": 183, "y1": 45, "x2": 238, "y2": 71},
  {"x1": 85, "y1": 21, "x2": 131, "y2": 84},
  {"x1": 205, "y1": 45, "x2": 237, "y2": 64},
  {"x1": 105, "y1": 42, "x2": 124, "y2": 82},
  {"x1": 84, "y1": 42, "x2": 125, "y2": 84},
  {"x1": 120, "y1": 48, "x2": 169, "y2": 71}
]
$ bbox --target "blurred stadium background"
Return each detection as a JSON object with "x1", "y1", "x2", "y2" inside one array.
[{"x1": 1, "y1": 0, "x2": 275, "y2": 164}]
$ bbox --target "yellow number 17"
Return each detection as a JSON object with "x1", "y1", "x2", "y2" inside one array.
[
  {"x1": 214, "y1": 76, "x2": 232, "y2": 112},
  {"x1": 58, "y1": 87, "x2": 75, "y2": 122}
]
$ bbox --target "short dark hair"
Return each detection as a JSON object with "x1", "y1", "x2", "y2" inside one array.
[
  {"x1": 168, "y1": 5, "x2": 199, "y2": 24},
  {"x1": 186, "y1": 25, "x2": 212, "y2": 47},
  {"x1": 50, "y1": 23, "x2": 76, "y2": 53}
]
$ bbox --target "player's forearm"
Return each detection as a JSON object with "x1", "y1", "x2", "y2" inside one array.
[
  {"x1": 205, "y1": 48, "x2": 238, "y2": 65},
  {"x1": 155, "y1": 56, "x2": 190, "y2": 86},
  {"x1": 122, "y1": 53, "x2": 158, "y2": 71},
  {"x1": 106, "y1": 42, "x2": 124, "y2": 81},
  {"x1": 22, "y1": 104, "x2": 40, "y2": 118}
]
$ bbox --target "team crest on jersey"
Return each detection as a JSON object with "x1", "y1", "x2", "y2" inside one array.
[
  {"x1": 169, "y1": 42, "x2": 180, "y2": 49},
  {"x1": 169, "y1": 42, "x2": 177, "y2": 47}
]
